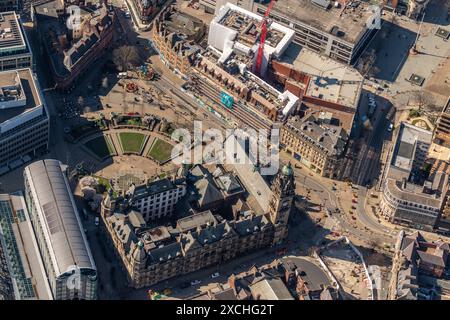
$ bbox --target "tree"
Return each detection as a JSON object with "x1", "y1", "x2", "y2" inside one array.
[
  {"x1": 112, "y1": 45, "x2": 141, "y2": 71},
  {"x1": 411, "y1": 90, "x2": 437, "y2": 113}
]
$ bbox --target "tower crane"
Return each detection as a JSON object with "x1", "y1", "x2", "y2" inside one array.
[{"x1": 255, "y1": 0, "x2": 276, "y2": 76}]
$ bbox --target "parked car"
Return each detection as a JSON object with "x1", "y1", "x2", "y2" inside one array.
[
  {"x1": 190, "y1": 280, "x2": 201, "y2": 286},
  {"x1": 388, "y1": 123, "x2": 394, "y2": 132},
  {"x1": 211, "y1": 272, "x2": 220, "y2": 279},
  {"x1": 95, "y1": 217, "x2": 99, "y2": 227}
]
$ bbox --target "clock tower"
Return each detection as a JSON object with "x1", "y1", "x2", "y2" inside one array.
[{"x1": 268, "y1": 162, "x2": 295, "y2": 244}]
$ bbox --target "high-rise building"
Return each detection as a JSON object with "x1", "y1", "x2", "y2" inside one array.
[
  {"x1": 23, "y1": 159, "x2": 97, "y2": 300},
  {"x1": 200, "y1": 0, "x2": 379, "y2": 65}
]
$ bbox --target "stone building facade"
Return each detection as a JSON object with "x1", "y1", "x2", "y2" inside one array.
[
  {"x1": 102, "y1": 164, "x2": 295, "y2": 288},
  {"x1": 281, "y1": 114, "x2": 348, "y2": 179}
]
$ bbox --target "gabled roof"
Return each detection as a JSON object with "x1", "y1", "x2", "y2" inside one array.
[
  {"x1": 417, "y1": 251, "x2": 446, "y2": 268},
  {"x1": 249, "y1": 278, "x2": 294, "y2": 300},
  {"x1": 148, "y1": 242, "x2": 182, "y2": 264},
  {"x1": 180, "y1": 233, "x2": 202, "y2": 252},
  {"x1": 213, "y1": 288, "x2": 238, "y2": 300},
  {"x1": 234, "y1": 214, "x2": 270, "y2": 236},
  {"x1": 193, "y1": 222, "x2": 235, "y2": 245}
]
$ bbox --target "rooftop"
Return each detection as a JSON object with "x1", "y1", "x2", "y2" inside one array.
[
  {"x1": 132, "y1": 178, "x2": 177, "y2": 200},
  {"x1": 208, "y1": 3, "x2": 295, "y2": 75},
  {"x1": 249, "y1": 278, "x2": 294, "y2": 300},
  {"x1": 197, "y1": 47, "x2": 299, "y2": 119},
  {"x1": 33, "y1": 1, "x2": 114, "y2": 78},
  {"x1": 0, "y1": 11, "x2": 26, "y2": 52},
  {"x1": 24, "y1": 159, "x2": 96, "y2": 276},
  {"x1": 0, "y1": 192, "x2": 53, "y2": 300},
  {"x1": 217, "y1": 7, "x2": 285, "y2": 49},
  {"x1": 0, "y1": 68, "x2": 45, "y2": 132},
  {"x1": 157, "y1": 6, "x2": 205, "y2": 40},
  {"x1": 390, "y1": 122, "x2": 433, "y2": 174},
  {"x1": 386, "y1": 178, "x2": 443, "y2": 209},
  {"x1": 258, "y1": 0, "x2": 375, "y2": 44},
  {"x1": 281, "y1": 45, "x2": 363, "y2": 109},
  {"x1": 285, "y1": 113, "x2": 349, "y2": 156},
  {"x1": 176, "y1": 210, "x2": 217, "y2": 232},
  {"x1": 223, "y1": 135, "x2": 272, "y2": 213}
]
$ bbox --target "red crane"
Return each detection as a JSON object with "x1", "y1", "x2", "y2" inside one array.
[{"x1": 255, "y1": 0, "x2": 276, "y2": 76}]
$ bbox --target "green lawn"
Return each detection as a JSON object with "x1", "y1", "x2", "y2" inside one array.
[
  {"x1": 148, "y1": 138, "x2": 173, "y2": 163},
  {"x1": 84, "y1": 135, "x2": 115, "y2": 159},
  {"x1": 118, "y1": 132, "x2": 146, "y2": 154}
]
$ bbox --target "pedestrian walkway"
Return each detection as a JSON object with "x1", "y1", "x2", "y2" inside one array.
[
  {"x1": 109, "y1": 131, "x2": 123, "y2": 155},
  {"x1": 142, "y1": 135, "x2": 156, "y2": 157}
]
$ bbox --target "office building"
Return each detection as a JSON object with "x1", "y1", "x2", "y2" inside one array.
[
  {"x1": 32, "y1": 1, "x2": 115, "y2": 90},
  {"x1": 0, "y1": 68, "x2": 49, "y2": 175},
  {"x1": 380, "y1": 122, "x2": 449, "y2": 231},
  {"x1": 433, "y1": 97, "x2": 450, "y2": 148},
  {"x1": 200, "y1": 0, "x2": 379, "y2": 65},
  {"x1": 102, "y1": 177, "x2": 187, "y2": 222},
  {"x1": 127, "y1": 0, "x2": 169, "y2": 25},
  {"x1": 281, "y1": 113, "x2": 349, "y2": 178},
  {"x1": 0, "y1": 11, "x2": 33, "y2": 71},
  {"x1": 151, "y1": 6, "x2": 203, "y2": 76},
  {"x1": 23, "y1": 159, "x2": 97, "y2": 300}
]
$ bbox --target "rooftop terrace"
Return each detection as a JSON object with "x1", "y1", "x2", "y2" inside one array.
[{"x1": 0, "y1": 69, "x2": 44, "y2": 127}]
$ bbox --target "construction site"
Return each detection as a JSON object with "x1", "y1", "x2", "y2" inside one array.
[{"x1": 317, "y1": 237, "x2": 374, "y2": 300}]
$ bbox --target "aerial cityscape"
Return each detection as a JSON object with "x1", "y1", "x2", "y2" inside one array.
[{"x1": 0, "y1": 0, "x2": 449, "y2": 305}]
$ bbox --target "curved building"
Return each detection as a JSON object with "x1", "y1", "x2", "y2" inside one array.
[
  {"x1": 23, "y1": 159, "x2": 97, "y2": 300},
  {"x1": 380, "y1": 178, "x2": 443, "y2": 230}
]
